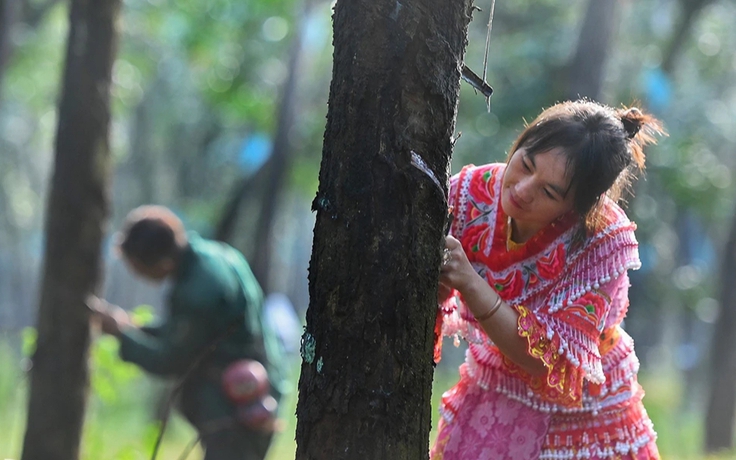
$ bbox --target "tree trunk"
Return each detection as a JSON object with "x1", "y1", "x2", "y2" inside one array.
[
  {"x1": 295, "y1": 1, "x2": 473, "y2": 459},
  {"x1": 21, "y1": 0, "x2": 120, "y2": 458},
  {"x1": 704, "y1": 206, "x2": 736, "y2": 452},
  {"x1": 566, "y1": 0, "x2": 620, "y2": 100},
  {"x1": 215, "y1": 0, "x2": 312, "y2": 294},
  {"x1": 248, "y1": 0, "x2": 311, "y2": 293},
  {"x1": 662, "y1": 0, "x2": 714, "y2": 74},
  {"x1": 0, "y1": 0, "x2": 18, "y2": 103}
]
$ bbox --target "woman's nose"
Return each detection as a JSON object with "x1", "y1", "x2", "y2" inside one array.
[{"x1": 515, "y1": 178, "x2": 534, "y2": 203}]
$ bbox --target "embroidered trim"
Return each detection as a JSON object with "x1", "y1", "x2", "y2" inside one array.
[
  {"x1": 436, "y1": 362, "x2": 659, "y2": 459},
  {"x1": 439, "y1": 163, "x2": 644, "y2": 412},
  {"x1": 515, "y1": 304, "x2": 586, "y2": 407}
]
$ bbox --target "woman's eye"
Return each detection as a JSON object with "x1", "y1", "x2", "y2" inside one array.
[
  {"x1": 522, "y1": 161, "x2": 531, "y2": 171},
  {"x1": 544, "y1": 189, "x2": 556, "y2": 200}
]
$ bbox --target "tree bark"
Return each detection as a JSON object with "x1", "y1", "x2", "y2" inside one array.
[
  {"x1": 20, "y1": 0, "x2": 120, "y2": 458},
  {"x1": 566, "y1": 0, "x2": 620, "y2": 101},
  {"x1": 704, "y1": 206, "x2": 736, "y2": 452},
  {"x1": 295, "y1": 1, "x2": 473, "y2": 459}
]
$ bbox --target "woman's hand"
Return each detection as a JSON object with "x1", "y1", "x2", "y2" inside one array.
[
  {"x1": 439, "y1": 237, "x2": 548, "y2": 376},
  {"x1": 440, "y1": 235, "x2": 483, "y2": 295}
]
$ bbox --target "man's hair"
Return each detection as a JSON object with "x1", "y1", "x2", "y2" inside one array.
[{"x1": 117, "y1": 205, "x2": 186, "y2": 266}]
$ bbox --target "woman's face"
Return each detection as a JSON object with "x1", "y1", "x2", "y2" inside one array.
[{"x1": 501, "y1": 147, "x2": 576, "y2": 238}]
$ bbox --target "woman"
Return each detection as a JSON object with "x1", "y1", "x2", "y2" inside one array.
[{"x1": 431, "y1": 100, "x2": 664, "y2": 460}]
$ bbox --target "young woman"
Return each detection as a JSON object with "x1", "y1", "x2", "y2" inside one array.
[{"x1": 431, "y1": 100, "x2": 664, "y2": 459}]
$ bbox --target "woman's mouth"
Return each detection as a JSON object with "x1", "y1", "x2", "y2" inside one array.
[{"x1": 508, "y1": 191, "x2": 523, "y2": 210}]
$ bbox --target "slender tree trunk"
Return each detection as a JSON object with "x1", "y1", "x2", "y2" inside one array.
[
  {"x1": 295, "y1": 1, "x2": 473, "y2": 458},
  {"x1": 0, "y1": 0, "x2": 18, "y2": 104},
  {"x1": 662, "y1": 0, "x2": 714, "y2": 74},
  {"x1": 21, "y1": 0, "x2": 120, "y2": 458},
  {"x1": 215, "y1": 168, "x2": 263, "y2": 243},
  {"x1": 247, "y1": 2, "x2": 306, "y2": 291},
  {"x1": 704, "y1": 206, "x2": 736, "y2": 452},
  {"x1": 216, "y1": 0, "x2": 311, "y2": 293},
  {"x1": 566, "y1": 0, "x2": 620, "y2": 100}
]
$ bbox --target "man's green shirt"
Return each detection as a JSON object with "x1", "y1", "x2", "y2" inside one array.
[{"x1": 118, "y1": 234, "x2": 286, "y2": 422}]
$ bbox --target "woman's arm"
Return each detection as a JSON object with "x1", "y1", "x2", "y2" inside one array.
[{"x1": 440, "y1": 235, "x2": 547, "y2": 376}]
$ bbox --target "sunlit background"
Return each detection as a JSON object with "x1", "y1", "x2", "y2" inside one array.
[{"x1": 1, "y1": 0, "x2": 736, "y2": 458}]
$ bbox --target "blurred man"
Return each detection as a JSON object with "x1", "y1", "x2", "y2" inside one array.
[{"x1": 90, "y1": 205, "x2": 286, "y2": 460}]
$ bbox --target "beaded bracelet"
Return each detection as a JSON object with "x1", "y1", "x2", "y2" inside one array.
[{"x1": 475, "y1": 295, "x2": 503, "y2": 322}]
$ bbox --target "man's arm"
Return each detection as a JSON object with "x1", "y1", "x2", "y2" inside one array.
[{"x1": 117, "y1": 313, "x2": 216, "y2": 376}]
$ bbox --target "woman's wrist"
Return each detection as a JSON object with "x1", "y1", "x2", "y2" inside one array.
[
  {"x1": 455, "y1": 270, "x2": 486, "y2": 297},
  {"x1": 459, "y1": 276, "x2": 503, "y2": 321}
]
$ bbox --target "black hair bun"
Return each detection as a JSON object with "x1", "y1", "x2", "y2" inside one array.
[{"x1": 619, "y1": 108, "x2": 643, "y2": 139}]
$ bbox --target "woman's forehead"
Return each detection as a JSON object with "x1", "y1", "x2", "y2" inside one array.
[{"x1": 524, "y1": 148, "x2": 575, "y2": 194}]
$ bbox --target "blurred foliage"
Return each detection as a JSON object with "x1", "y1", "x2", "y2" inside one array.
[
  {"x1": 2, "y1": 0, "x2": 733, "y2": 231},
  {"x1": 2, "y1": 0, "x2": 736, "y2": 455},
  {"x1": 90, "y1": 304, "x2": 156, "y2": 404},
  {"x1": 0, "y1": 312, "x2": 195, "y2": 458}
]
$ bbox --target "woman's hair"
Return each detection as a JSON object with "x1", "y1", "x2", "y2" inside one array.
[
  {"x1": 506, "y1": 99, "x2": 665, "y2": 234},
  {"x1": 116, "y1": 205, "x2": 187, "y2": 266}
]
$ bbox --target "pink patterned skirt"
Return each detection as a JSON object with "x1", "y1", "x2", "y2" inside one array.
[
  {"x1": 430, "y1": 365, "x2": 659, "y2": 460},
  {"x1": 431, "y1": 367, "x2": 550, "y2": 460}
]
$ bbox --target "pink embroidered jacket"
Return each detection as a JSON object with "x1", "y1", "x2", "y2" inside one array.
[{"x1": 437, "y1": 163, "x2": 643, "y2": 414}]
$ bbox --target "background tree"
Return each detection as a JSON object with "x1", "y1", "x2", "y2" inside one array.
[
  {"x1": 705, "y1": 207, "x2": 736, "y2": 452},
  {"x1": 295, "y1": 0, "x2": 474, "y2": 458},
  {"x1": 565, "y1": 0, "x2": 621, "y2": 100},
  {"x1": 0, "y1": 0, "x2": 17, "y2": 102},
  {"x1": 20, "y1": 0, "x2": 120, "y2": 458},
  {"x1": 1, "y1": 0, "x2": 736, "y2": 457},
  {"x1": 215, "y1": 0, "x2": 314, "y2": 293}
]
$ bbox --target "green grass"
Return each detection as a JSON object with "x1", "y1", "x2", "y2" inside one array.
[{"x1": 0, "y1": 335, "x2": 733, "y2": 460}]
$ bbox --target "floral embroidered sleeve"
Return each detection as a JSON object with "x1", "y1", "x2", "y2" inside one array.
[
  {"x1": 433, "y1": 165, "x2": 479, "y2": 361},
  {"x1": 511, "y1": 265, "x2": 634, "y2": 407}
]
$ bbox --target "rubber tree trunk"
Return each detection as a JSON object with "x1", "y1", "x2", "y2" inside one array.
[
  {"x1": 566, "y1": 0, "x2": 620, "y2": 100},
  {"x1": 295, "y1": 1, "x2": 474, "y2": 459},
  {"x1": 704, "y1": 206, "x2": 736, "y2": 452},
  {"x1": 21, "y1": 0, "x2": 120, "y2": 458}
]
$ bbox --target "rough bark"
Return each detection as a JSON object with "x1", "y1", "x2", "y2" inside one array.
[
  {"x1": 20, "y1": 0, "x2": 120, "y2": 458},
  {"x1": 566, "y1": 0, "x2": 620, "y2": 101},
  {"x1": 295, "y1": 0, "x2": 473, "y2": 459},
  {"x1": 704, "y1": 206, "x2": 736, "y2": 452}
]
